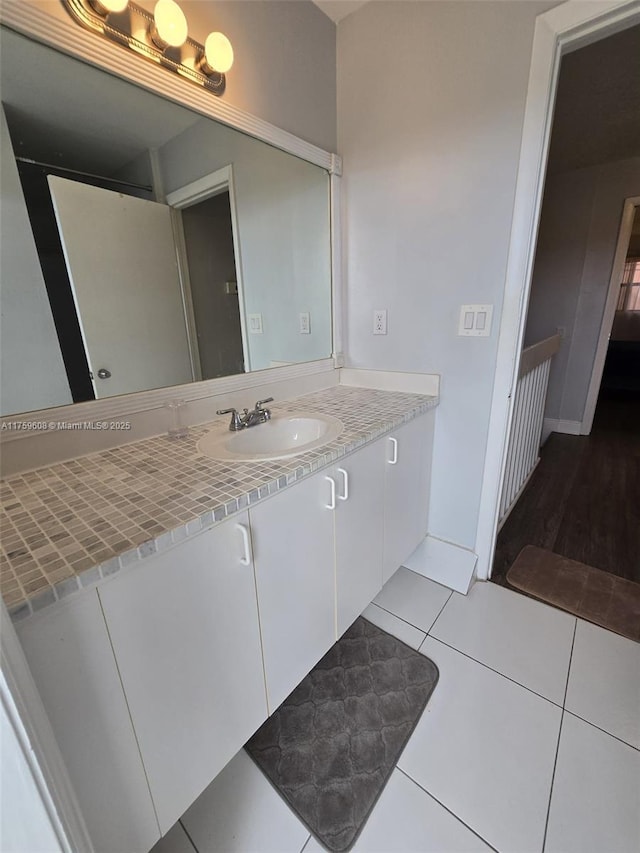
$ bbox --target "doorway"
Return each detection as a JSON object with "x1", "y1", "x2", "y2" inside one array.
[
  {"x1": 476, "y1": 4, "x2": 640, "y2": 582},
  {"x1": 178, "y1": 192, "x2": 245, "y2": 380},
  {"x1": 488, "y1": 17, "x2": 640, "y2": 633},
  {"x1": 587, "y1": 202, "x2": 640, "y2": 431},
  {"x1": 166, "y1": 165, "x2": 250, "y2": 376}
]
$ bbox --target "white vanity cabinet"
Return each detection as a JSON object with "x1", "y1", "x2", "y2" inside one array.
[
  {"x1": 249, "y1": 469, "x2": 336, "y2": 712},
  {"x1": 332, "y1": 439, "x2": 386, "y2": 636},
  {"x1": 16, "y1": 591, "x2": 161, "y2": 853},
  {"x1": 382, "y1": 412, "x2": 434, "y2": 582},
  {"x1": 13, "y1": 406, "x2": 435, "y2": 851},
  {"x1": 97, "y1": 511, "x2": 268, "y2": 835}
]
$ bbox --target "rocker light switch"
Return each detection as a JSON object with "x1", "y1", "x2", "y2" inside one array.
[
  {"x1": 458, "y1": 305, "x2": 493, "y2": 337},
  {"x1": 249, "y1": 313, "x2": 263, "y2": 334}
]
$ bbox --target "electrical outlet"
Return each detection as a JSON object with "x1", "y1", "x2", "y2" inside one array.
[
  {"x1": 556, "y1": 326, "x2": 566, "y2": 339},
  {"x1": 299, "y1": 312, "x2": 311, "y2": 334},
  {"x1": 373, "y1": 309, "x2": 387, "y2": 335}
]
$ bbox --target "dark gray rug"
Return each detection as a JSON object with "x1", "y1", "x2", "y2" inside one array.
[{"x1": 245, "y1": 617, "x2": 439, "y2": 852}]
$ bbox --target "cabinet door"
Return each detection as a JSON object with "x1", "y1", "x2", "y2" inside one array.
[
  {"x1": 334, "y1": 439, "x2": 385, "y2": 636},
  {"x1": 17, "y1": 592, "x2": 160, "y2": 853},
  {"x1": 98, "y1": 512, "x2": 268, "y2": 834},
  {"x1": 383, "y1": 412, "x2": 434, "y2": 583},
  {"x1": 250, "y1": 471, "x2": 336, "y2": 712}
]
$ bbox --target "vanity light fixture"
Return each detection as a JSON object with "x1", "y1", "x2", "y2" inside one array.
[{"x1": 62, "y1": 0, "x2": 233, "y2": 95}]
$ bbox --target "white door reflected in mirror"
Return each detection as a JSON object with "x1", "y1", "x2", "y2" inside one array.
[{"x1": 49, "y1": 176, "x2": 194, "y2": 399}]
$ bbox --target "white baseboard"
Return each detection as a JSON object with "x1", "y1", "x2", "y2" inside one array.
[
  {"x1": 403, "y1": 535, "x2": 477, "y2": 595},
  {"x1": 543, "y1": 417, "x2": 581, "y2": 440},
  {"x1": 339, "y1": 368, "x2": 440, "y2": 396}
]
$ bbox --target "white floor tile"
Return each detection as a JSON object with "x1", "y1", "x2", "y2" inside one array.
[
  {"x1": 150, "y1": 821, "x2": 196, "y2": 853},
  {"x1": 373, "y1": 567, "x2": 451, "y2": 633},
  {"x1": 361, "y1": 603, "x2": 427, "y2": 649},
  {"x1": 181, "y1": 748, "x2": 310, "y2": 853},
  {"x1": 565, "y1": 619, "x2": 640, "y2": 748},
  {"x1": 430, "y1": 582, "x2": 575, "y2": 704},
  {"x1": 545, "y1": 712, "x2": 640, "y2": 853},
  {"x1": 302, "y1": 769, "x2": 492, "y2": 853},
  {"x1": 400, "y1": 638, "x2": 561, "y2": 853}
]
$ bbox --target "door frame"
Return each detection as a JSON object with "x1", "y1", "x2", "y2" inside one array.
[
  {"x1": 474, "y1": 0, "x2": 640, "y2": 582},
  {"x1": 166, "y1": 165, "x2": 251, "y2": 374},
  {"x1": 580, "y1": 195, "x2": 640, "y2": 434}
]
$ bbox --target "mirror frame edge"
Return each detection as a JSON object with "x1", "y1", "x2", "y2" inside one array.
[{"x1": 0, "y1": 0, "x2": 344, "y2": 433}]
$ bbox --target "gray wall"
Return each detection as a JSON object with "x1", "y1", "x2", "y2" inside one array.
[
  {"x1": 0, "y1": 107, "x2": 72, "y2": 415},
  {"x1": 337, "y1": 1, "x2": 553, "y2": 551},
  {"x1": 525, "y1": 156, "x2": 640, "y2": 424},
  {"x1": 180, "y1": 1, "x2": 337, "y2": 151}
]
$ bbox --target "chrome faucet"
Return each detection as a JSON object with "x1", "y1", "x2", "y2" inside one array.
[{"x1": 217, "y1": 397, "x2": 273, "y2": 431}]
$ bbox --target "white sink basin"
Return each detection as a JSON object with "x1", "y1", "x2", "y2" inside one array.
[{"x1": 197, "y1": 412, "x2": 344, "y2": 461}]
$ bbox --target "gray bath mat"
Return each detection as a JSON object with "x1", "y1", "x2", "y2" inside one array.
[{"x1": 245, "y1": 617, "x2": 439, "y2": 851}]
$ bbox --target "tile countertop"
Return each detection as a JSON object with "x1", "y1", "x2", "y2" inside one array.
[{"x1": 1, "y1": 386, "x2": 438, "y2": 621}]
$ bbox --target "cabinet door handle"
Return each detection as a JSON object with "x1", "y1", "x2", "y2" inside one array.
[
  {"x1": 388, "y1": 436, "x2": 398, "y2": 465},
  {"x1": 337, "y1": 467, "x2": 349, "y2": 501},
  {"x1": 236, "y1": 523, "x2": 252, "y2": 565},
  {"x1": 325, "y1": 476, "x2": 336, "y2": 510}
]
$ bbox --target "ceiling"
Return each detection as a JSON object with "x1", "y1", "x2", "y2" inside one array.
[
  {"x1": 311, "y1": 1, "x2": 369, "y2": 24},
  {"x1": 546, "y1": 23, "x2": 640, "y2": 175}
]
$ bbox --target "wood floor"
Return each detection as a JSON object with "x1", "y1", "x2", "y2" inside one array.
[{"x1": 492, "y1": 389, "x2": 640, "y2": 586}]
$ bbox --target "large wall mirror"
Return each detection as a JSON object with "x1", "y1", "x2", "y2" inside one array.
[{"x1": 0, "y1": 25, "x2": 332, "y2": 418}]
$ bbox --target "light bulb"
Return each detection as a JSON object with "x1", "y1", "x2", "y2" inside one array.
[
  {"x1": 151, "y1": 0, "x2": 188, "y2": 49},
  {"x1": 202, "y1": 32, "x2": 234, "y2": 74},
  {"x1": 89, "y1": 0, "x2": 128, "y2": 14}
]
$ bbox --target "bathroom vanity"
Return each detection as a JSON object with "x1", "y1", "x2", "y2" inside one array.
[{"x1": 6, "y1": 386, "x2": 437, "y2": 851}]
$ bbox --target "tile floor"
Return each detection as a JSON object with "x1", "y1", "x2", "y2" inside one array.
[{"x1": 152, "y1": 568, "x2": 640, "y2": 853}]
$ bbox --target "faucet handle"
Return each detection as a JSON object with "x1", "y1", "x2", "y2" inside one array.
[
  {"x1": 254, "y1": 397, "x2": 274, "y2": 410},
  {"x1": 254, "y1": 397, "x2": 273, "y2": 420},
  {"x1": 217, "y1": 407, "x2": 244, "y2": 431}
]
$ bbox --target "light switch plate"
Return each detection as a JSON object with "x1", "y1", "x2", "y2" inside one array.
[
  {"x1": 458, "y1": 304, "x2": 493, "y2": 337},
  {"x1": 248, "y1": 313, "x2": 263, "y2": 334}
]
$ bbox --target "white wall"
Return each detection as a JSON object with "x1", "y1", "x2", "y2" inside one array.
[
  {"x1": 337, "y1": 0, "x2": 553, "y2": 550},
  {"x1": 526, "y1": 156, "x2": 640, "y2": 423},
  {"x1": 158, "y1": 118, "x2": 332, "y2": 371},
  {"x1": 0, "y1": 107, "x2": 72, "y2": 416}
]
